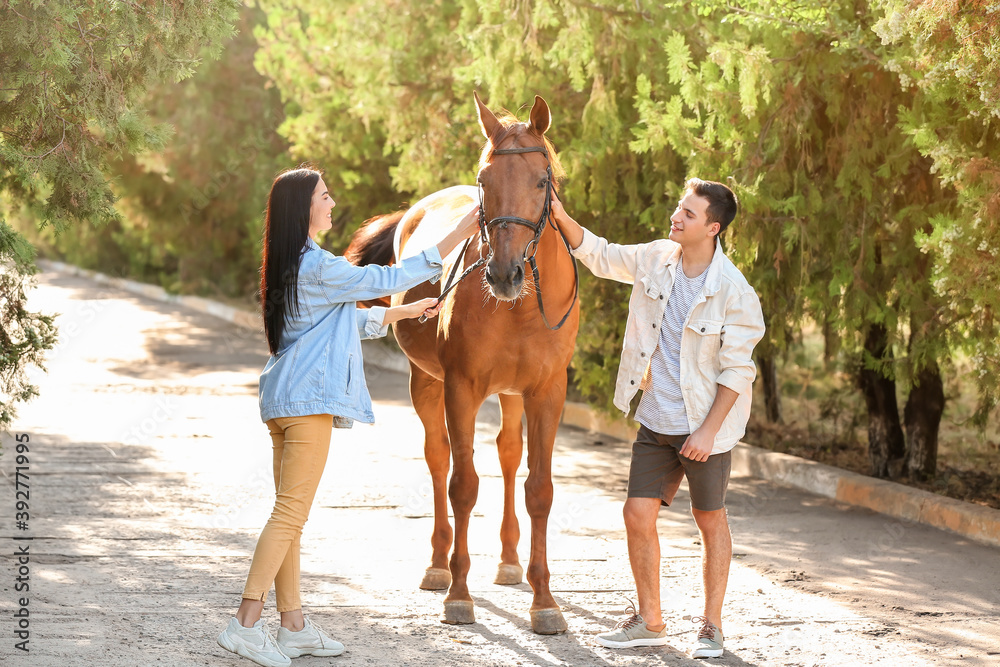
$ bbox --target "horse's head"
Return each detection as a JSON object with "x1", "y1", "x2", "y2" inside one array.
[{"x1": 474, "y1": 92, "x2": 563, "y2": 302}]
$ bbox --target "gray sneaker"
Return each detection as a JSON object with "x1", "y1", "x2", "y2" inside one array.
[
  {"x1": 217, "y1": 617, "x2": 291, "y2": 667},
  {"x1": 596, "y1": 604, "x2": 669, "y2": 648},
  {"x1": 690, "y1": 616, "x2": 724, "y2": 658}
]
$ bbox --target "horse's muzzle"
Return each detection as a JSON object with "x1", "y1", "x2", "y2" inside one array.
[{"x1": 485, "y1": 262, "x2": 525, "y2": 301}]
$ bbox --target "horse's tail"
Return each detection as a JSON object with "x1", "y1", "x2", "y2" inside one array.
[
  {"x1": 345, "y1": 210, "x2": 403, "y2": 268},
  {"x1": 344, "y1": 209, "x2": 405, "y2": 308}
]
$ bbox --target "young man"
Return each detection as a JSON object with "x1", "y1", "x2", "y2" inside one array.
[{"x1": 550, "y1": 179, "x2": 765, "y2": 659}]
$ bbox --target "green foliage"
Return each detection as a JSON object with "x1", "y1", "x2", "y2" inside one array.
[
  {"x1": 0, "y1": 218, "x2": 56, "y2": 427},
  {"x1": 252, "y1": 0, "x2": 1000, "y2": 448},
  {"x1": 632, "y1": 3, "x2": 990, "y2": 413},
  {"x1": 0, "y1": 0, "x2": 241, "y2": 424},
  {"x1": 873, "y1": 0, "x2": 1000, "y2": 423},
  {"x1": 0, "y1": 0, "x2": 241, "y2": 232},
  {"x1": 20, "y1": 5, "x2": 290, "y2": 301}
]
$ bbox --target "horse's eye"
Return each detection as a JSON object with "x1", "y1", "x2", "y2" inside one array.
[{"x1": 537, "y1": 179, "x2": 548, "y2": 189}]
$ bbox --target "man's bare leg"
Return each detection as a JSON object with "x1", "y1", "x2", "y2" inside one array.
[
  {"x1": 623, "y1": 497, "x2": 667, "y2": 631},
  {"x1": 692, "y1": 507, "x2": 731, "y2": 631}
]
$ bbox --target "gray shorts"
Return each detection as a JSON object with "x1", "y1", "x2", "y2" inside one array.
[{"x1": 627, "y1": 424, "x2": 732, "y2": 512}]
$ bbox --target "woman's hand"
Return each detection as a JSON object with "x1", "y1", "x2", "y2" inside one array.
[
  {"x1": 411, "y1": 297, "x2": 443, "y2": 320},
  {"x1": 436, "y1": 205, "x2": 481, "y2": 258},
  {"x1": 457, "y1": 204, "x2": 481, "y2": 239},
  {"x1": 382, "y1": 297, "x2": 442, "y2": 325}
]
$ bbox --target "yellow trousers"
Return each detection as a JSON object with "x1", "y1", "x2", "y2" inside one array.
[{"x1": 241, "y1": 414, "x2": 332, "y2": 612}]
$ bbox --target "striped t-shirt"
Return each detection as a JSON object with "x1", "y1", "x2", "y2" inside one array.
[{"x1": 635, "y1": 257, "x2": 709, "y2": 435}]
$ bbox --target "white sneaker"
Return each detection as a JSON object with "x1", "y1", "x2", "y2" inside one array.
[
  {"x1": 217, "y1": 617, "x2": 291, "y2": 667},
  {"x1": 276, "y1": 616, "x2": 344, "y2": 657}
]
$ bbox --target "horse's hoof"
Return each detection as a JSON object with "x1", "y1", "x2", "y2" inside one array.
[
  {"x1": 530, "y1": 607, "x2": 567, "y2": 635},
  {"x1": 493, "y1": 563, "x2": 524, "y2": 585},
  {"x1": 419, "y1": 567, "x2": 452, "y2": 590},
  {"x1": 441, "y1": 600, "x2": 476, "y2": 625}
]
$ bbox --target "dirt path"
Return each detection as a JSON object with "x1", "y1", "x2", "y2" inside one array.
[{"x1": 1, "y1": 269, "x2": 998, "y2": 667}]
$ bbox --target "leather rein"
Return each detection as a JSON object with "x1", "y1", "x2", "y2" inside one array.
[{"x1": 420, "y1": 144, "x2": 578, "y2": 330}]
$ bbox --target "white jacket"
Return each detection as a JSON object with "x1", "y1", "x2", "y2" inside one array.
[{"x1": 571, "y1": 228, "x2": 765, "y2": 454}]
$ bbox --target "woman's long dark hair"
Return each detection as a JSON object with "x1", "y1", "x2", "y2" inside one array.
[{"x1": 260, "y1": 168, "x2": 321, "y2": 355}]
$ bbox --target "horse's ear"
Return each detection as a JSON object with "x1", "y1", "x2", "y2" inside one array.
[
  {"x1": 528, "y1": 95, "x2": 551, "y2": 135},
  {"x1": 474, "y1": 91, "x2": 500, "y2": 140}
]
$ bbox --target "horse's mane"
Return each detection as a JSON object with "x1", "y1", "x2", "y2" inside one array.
[{"x1": 478, "y1": 112, "x2": 565, "y2": 186}]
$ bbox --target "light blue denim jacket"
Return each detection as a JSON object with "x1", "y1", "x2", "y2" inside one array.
[{"x1": 258, "y1": 237, "x2": 442, "y2": 424}]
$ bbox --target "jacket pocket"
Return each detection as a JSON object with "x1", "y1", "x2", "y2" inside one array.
[
  {"x1": 687, "y1": 319, "x2": 723, "y2": 366},
  {"x1": 640, "y1": 275, "x2": 661, "y2": 300},
  {"x1": 344, "y1": 353, "x2": 354, "y2": 396}
]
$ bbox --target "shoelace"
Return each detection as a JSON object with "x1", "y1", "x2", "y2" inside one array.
[
  {"x1": 306, "y1": 618, "x2": 331, "y2": 648},
  {"x1": 259, "y1": 623, "x2": 282, "y2": 652},
  {"x1": 692, "y1": 616, "x2": 718, "y2": 640},
  {"x1": 615, "y1": 601, "x2": 642, "y2": 631}
]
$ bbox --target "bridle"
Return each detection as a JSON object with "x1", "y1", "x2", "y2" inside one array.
[
  {"x1": 477, "y1": 146, "x2": 555, "y2": 261},
  {"x1": 420, "y1": 143, "x2": 579, "y2": 330},
  {"x1": 481, "y1": 145, "x2": 579, "y2": 329}
]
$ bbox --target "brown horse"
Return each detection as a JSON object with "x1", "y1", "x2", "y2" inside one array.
[{"x1": 346, "y1": 93, "x2": 579, "y2": 634}]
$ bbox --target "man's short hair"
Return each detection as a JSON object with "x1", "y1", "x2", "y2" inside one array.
[{"x1": 685, "y1": 178, "x2": 738, "y2": 235}]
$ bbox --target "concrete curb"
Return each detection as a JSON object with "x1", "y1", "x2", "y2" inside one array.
[
  {"x1": 38, "y1": 259, "x2": 1000, "y2": 550},
  {"x1": 40, "y1": 260, "x2": 261, "y2": 330}
]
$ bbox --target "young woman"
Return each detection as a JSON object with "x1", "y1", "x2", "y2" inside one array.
[{"x1": 218, "y1": 167, "x2": 478, "y2": 667}]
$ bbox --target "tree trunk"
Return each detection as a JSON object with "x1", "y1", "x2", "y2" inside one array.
[
  {"x1": 856, "y1": 324, "x2": 906, "y2": 479},
  {"x1": 759, "y1": 353, "x2": 783, "y2": 424},
  {"x1": 903, "y1": 360, "x2": 944, "y2": 481}
]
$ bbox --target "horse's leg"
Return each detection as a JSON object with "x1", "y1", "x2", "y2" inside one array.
[
  {"x1": 522, "y1": 381, "x2": 569, "y2": 635},
  {"x1": 494, "y1": 393, "x2": 524, "y2": 585},
  {"x1": 441, "y1": 379, "x2": 485, "y2": 624},
  {"x1": 410, "y1": 363, "x2": 453, "y2": 591}
]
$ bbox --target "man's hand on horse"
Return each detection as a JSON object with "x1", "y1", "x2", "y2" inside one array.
[
  {"x1": 548, "y1": 191, "x2": 584, "y2": 249},
  {"x1": 549, "y1": 192, "x2": 567, "y2": 222}
]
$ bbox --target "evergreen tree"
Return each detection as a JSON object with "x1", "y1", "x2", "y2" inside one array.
[
  {"x1": 874, "y1": 0, "x2": 1000, "y2": 429},
  {"x1": 253, "y1": 0, "x2": 1000, "y2": 479},
  {"x1": 20, "y1": 5, "x2": 289, "y2": 302},
  {"x1": 632, "y1": 1, "x2": 995, "y2": 479},
  {"x1": 0, "y1": 0, "x2": 241, "y2": 426}
]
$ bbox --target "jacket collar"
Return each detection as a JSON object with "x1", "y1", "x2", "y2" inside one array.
[
  {"x1": 665, "y1": 237, "x2": 725, "y2": 296},
  {"x1": 305, "y1": 236, "x2": 320, "y2": 251}
]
